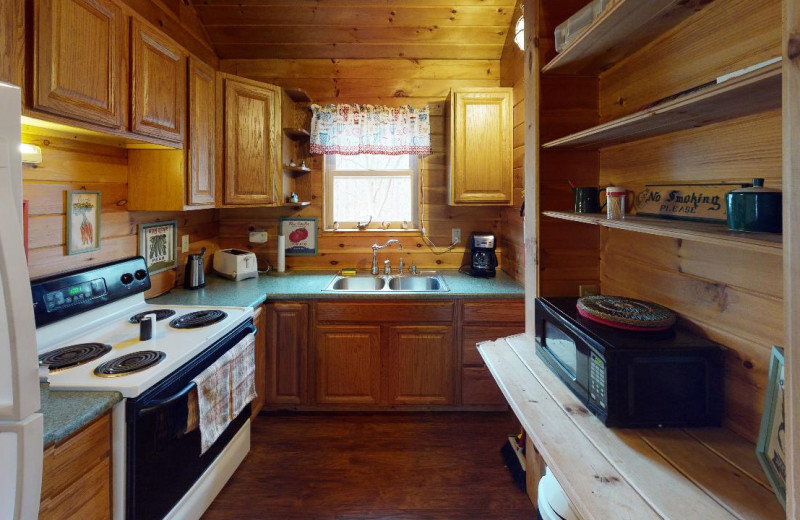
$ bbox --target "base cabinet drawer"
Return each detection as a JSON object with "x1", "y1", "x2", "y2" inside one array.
[
  {"x1": 462, "y1": 366, "x2": 506, "y2": 406},
  {"x1": 462, "y1": 325, "x2": 525, "y2": 365}
]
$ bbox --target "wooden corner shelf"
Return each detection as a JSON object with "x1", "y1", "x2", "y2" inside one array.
[
  {"x1": 283, "y1": 164, "x2": 311, "y2": 174},
  {"x1": 542, "y1": 62, "x2": 781, "y2": 150},
  {"x1": 283, "y1": 128, "x2": 310, "y2": 141},
  {"x1": 281, "y1": 201, "x2": 311, "y2": 209},
  {"x1": 542, "y1": 0, "x2": 715, "y2": 76},
  {"x1": 284, "y1": 87, "x2": 312, "y2": 103},
  {"x1": 543, "y1": 211, "x2": 783, "y2": 255},
  {"x1": 479, "y1": 335, "x2": 785, "y2": 520}
]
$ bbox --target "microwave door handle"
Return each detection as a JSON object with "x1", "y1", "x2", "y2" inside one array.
[{"x1": 138, "y1": 381, "x2": 196, "y2": 417}]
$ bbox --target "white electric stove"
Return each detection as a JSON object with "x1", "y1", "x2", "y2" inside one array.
[{"x1": 31, "y1": 257, "x2": 255, "y2": 520}]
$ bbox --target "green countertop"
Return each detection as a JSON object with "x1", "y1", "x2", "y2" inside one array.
[
  {"x1": 39, "y1": 383, "x2": 121, "y2": 446},
  {"x1": 149, "y1": 269, "x2": 524, "y2": 309}
]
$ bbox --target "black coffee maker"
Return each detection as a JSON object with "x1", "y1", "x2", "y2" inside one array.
[{"x1": 469, "y1": 233, "x2": 498, "y2": 277}]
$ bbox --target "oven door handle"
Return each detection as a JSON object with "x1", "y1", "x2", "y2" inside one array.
[{"x1": 138, "y1": 382, "x2": 196, "y2": 417}]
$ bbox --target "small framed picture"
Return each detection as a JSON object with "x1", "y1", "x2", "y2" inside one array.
[
  {"x1": 280, "y1": 217, "x2": 317, "y2": 256},
  {"x1": 139, "y1": 220, "x2": 178, "y2": 274},
  {"x1": 756, "y1": 345, "x2": 786, "y2": 510},
  {"x1": 66, "y1": 191, "x2": 101, "y2": 255}
]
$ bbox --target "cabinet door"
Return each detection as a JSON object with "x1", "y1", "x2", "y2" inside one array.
[
  {"x1": 449, "y1": 89, "x2": 513, "y2": 205},
  {"x1": 223, "y1": 78, "x2": 281, "y2": 205},
  {"x1": 266, "y1": 302, "x2": 308, "y2": 405},
  {"x1": 315, "y1": 326, "x2": 381, "y2": 405},
  {"x1": 131, "y1": 19, "x2": 185, "y2": 142},
  {"x1": 187, "y1": 57, "x2": 215, "y2": 206},
  {"x1": 34, "y1": 0, "x2": 125, "y2": 128},
  {"x1": 251, "y1": 305, "x2": 267, "y2": 418},
  {"x1": 388, "y1": 325, "x2": 454, "y2": 405}
]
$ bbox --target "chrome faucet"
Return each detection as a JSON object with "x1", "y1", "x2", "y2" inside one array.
[{"x1": 372, "y1": 239, "x2": 402, "y2": 275}]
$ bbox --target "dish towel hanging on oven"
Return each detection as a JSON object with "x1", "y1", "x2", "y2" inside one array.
[{"x1": 187, "y1": 333, "x2": 257, "y2": 454}]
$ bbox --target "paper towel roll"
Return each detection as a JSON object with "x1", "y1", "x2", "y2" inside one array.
[{"x1": 277, "y1": 235, "x2": 286, "y2": 272}]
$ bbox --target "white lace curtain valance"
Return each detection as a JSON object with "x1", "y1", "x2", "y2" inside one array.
[{"x1": 309, "y1": 104, "x2": 431, "y2": 156}]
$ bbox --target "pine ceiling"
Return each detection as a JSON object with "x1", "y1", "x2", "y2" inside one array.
[{"x1": 191, "y1": 0, "x2": 519, "y2": 60}]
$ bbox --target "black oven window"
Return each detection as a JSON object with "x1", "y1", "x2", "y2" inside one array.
[{"x1": 544, "y1": 321, "x2": 578, "y2": 376}]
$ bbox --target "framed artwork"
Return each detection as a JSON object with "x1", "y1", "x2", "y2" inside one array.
[
  {"x1": 139, "y1": 220, "x2": 178, "y2": 274},
  {"x1": 280, "y1": 217, "x2": 317, "y2": 256},
  {"x1": 756, "y1": 345, "x2": 786, "y2": 510},
  {"x1": 66, "y1": 191, "x2": 101, "y2": 255}
]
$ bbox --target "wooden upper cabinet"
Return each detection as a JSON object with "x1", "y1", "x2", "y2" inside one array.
[
  {"x1": 34, "y1": 0, "x2": 126, "y2": 128},
  {"x1": 187, "y1": 57, "x2": 215, "y2": 206},
  {"x1": 388, "y1": 325, "x2": 454, "y2": 405},
  {"x1": 448, "y1": 88, "x2": 513, "y2": 205},
  {"x1": 266, "y1": 302, "x2": 309, "y2": 405},
  {"x1": 131, "y1": 19, "x2": 186, "y2": 143},
  {"x1": 222, "y1": 77, "x2": 282, "y2": 205}
]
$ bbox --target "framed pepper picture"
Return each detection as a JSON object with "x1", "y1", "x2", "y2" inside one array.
[
  {"x1": 280, "y1": 217, "x2": 317, "y2": 256},
  {"x1": 139, "y1": 220, "x2": 178, "y2": 274},
  {"x1": 756, "y1": 345, "x2": 786, "y2": 510},
  {"x1": 66, "y1": 191, "x2": 101, "y2": 255}
]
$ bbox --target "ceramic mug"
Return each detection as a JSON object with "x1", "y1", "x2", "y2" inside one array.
[{"x1": 574, "y1": 187, "x2": 606, "y2": 213}]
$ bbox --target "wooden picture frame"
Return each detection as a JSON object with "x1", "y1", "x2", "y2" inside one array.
[
  {"x1": 139, "y1": 220, "x2": 178, "y2": 274},
  {"x1": 66, "y1": 191, "x2": 101, "y2": 255},
  {"x1": 756, "y1": 345, "x2": 786, "y2": 510},
  {"x1": 280, "y1": 217, "x2": 317, "y2": 256}
]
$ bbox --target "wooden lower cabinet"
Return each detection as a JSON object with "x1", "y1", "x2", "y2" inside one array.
[
  {"x1": 40, "y1": 412, "x2": 112, "y2": 519},
  {"x1": 266, "y1": 302, "x2": 309, "y2": 405},
  {"x1": 388, "y1": 325, "x2": 454, "y2": 405},
  {"x1": 251, "y1": 304, "x2": 267, "y2": 418},
  {"x1": 315, "y1": 326, "x2": 381, "y2": 404}
]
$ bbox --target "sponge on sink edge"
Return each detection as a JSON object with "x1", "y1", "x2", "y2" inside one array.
[{"x1": 340, "y1": 268, "x2": 357, "y2": 276}]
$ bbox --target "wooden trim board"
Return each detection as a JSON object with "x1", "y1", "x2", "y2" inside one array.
[{"x1": 479, "y1": 334, "x2": 785, "y2": 520}]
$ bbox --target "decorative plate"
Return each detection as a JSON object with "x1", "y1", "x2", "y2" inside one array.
[{"x1": 576, "y1": 296, "x2": 676, "y2": 331}]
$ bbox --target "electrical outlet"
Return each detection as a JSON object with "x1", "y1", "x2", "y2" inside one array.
[
  {"x1": 249, "y1": 231, "x2": 268, "y2": 244},
  {"x1": 181, "y1": 234, "x2": 189, "y2": 253},
  {"x1": 579, "y1": 284, "x2": 600, "y2": 297},
  {"x1": 452, "y1": 228, "x2": 461, "y2": 244}
]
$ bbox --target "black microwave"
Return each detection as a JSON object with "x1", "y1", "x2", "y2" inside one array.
[{"x1": 534, "y1": 297, "x2": 725, "y2": 428}]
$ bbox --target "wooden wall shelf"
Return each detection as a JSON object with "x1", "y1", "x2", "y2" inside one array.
[
  {"x1": 284, "y1": 88, "x2": 311, "y2": 103},
  {"x1": 479, "y1": 335, "x2": 785, "y2": 520},
  {"x1": 542, "y1": 211, "x2": 783, "y2": 255},
  {"x1": 284, "y1": 165, "x2": 311, "y2": 174},
  {"x1": 283, "y1": 128, "x2": 310, "y2": 141},
  {"x1": 281, "y1": 201, "x2": 311, "y2": 209},
  {"x1": 542, "y1": 0, "x2": 715, "y2": 76},
  {"x1": 542, "y1": 62, "x2": 781, "y2": 150}
]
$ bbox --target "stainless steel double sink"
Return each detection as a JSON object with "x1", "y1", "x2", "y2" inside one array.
[{"x1": 323, "y1": 271, "x2": 449, "y2": 292}]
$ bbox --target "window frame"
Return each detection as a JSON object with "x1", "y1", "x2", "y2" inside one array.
[{"x1": 323, "y1": 154, "x2": 420, "y2": 232}]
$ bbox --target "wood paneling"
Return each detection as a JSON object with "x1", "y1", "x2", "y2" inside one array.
[
  {"x1": 22, "y1": 129, "x2": 218, "y2": 295},
  {"x1": 34, "y1": 0, "x2": 126, "y2": 129},
  {"x1": 217, "y1": 59, "x2": 506, "y2": 270},
  {"x1": 131, "y1": 19, "x2": 186, "y2": 142},
  {"x1": 315, "y1": 325, "x2": 381, "y2": 404},
  {"x1": 195, "y1": 1, "x2": 516, "y2": 60},
  {"x1": 266, "y1": 302, "x2": 309, "y2": 405}
]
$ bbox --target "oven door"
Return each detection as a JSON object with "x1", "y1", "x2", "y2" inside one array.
[{"x1": 125, "y1": 319, "x2": 255, "y2": 520}]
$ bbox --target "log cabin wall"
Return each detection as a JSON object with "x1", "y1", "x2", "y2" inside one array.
[
  {"x1": 499, "y1": 6, "x2": 525, "y2": 283},
  {"x1": 216, "y1": 59, "x2": 506, "y2": 271},
  {"x1": 595, "y1": 0, "x2": 782, "y2": 441},
  {"x1": 21, "y1": 129, "x2": 219, "y2": 297}
]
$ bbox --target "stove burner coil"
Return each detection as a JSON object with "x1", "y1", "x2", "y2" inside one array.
[
  {"x1": 39, "y1": 343, "x2": 112, "y2": 373},
  {"x1": 169, "y1": 310, "x2": 227, "y2": 329},
  {"x1": 129, "y1": 309, "x2": 177, "y2": 324},
  {"x1": 94, "y1": 350, "x2": 166, "y2": 377}
]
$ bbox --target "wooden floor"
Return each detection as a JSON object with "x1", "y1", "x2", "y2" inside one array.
[{"x1": 203, "y1": 412, "x2": 535, "y2": 520}]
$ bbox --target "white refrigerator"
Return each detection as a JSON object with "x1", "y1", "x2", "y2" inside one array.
[{"x1": 0, "y1": 82, "x2": 43, "y2": 520}]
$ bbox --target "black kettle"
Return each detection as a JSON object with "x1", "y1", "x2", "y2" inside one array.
[{"x1": 184, "y1": 247, "x2": 206, "y2": 289}]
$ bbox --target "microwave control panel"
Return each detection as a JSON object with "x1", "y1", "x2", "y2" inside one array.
[{"x1": 589, "y1": 353, "x2": 607, "y2": 409}]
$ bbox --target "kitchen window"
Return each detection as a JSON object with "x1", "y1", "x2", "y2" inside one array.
[{"x1": 324, "y1": 154, "x2": 419, "y2": 231}]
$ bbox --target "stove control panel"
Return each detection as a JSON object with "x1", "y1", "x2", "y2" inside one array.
[{"x1": 31, "y1": 256, "x2": 152, "y2": 328}]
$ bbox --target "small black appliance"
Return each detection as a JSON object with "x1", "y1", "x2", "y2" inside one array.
[{"x1": 469, "y1": 233, "x2": 498, "y2": 278}]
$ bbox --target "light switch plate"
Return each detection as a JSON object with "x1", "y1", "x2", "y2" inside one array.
[
  {"x1": 249, "y1": 231, "x2": 268, "y2": 244},
  {"x1": 181, "y1": 234, "x2": 189, "y2": 253}
]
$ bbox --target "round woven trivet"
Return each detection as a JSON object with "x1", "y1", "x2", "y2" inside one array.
[{"x1": 576, "y1": 295, "x2": 676, "y2": 331}]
